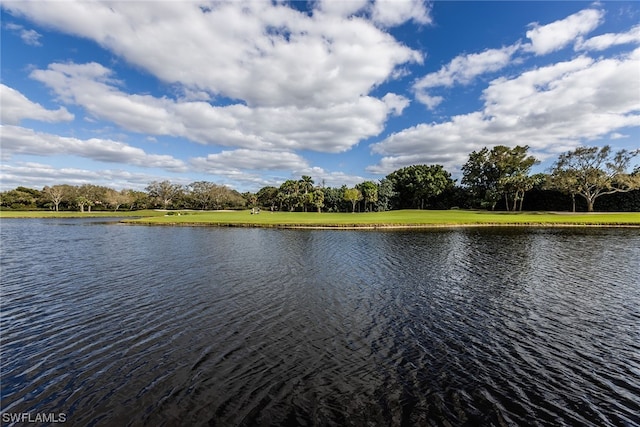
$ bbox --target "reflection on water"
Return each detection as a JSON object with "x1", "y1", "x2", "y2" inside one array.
[{"x1": 1, "y1": 220, "x2": 639, "y2": 426}]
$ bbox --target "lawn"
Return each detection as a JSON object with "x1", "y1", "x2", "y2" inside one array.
[
  {"x1": 2, "y1": 209, "x2": 638, "y2": 227},
  {"x1": 0, "y1": 209, "x2": 166, "y2": 218},
  {"x1": 123, "y1": 209, "x2": 640, "y2": 228}
]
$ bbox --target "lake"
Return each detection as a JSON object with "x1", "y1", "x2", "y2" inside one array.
[{"x1": 1, "y1": 218, "x2": 639, "y2": 426}]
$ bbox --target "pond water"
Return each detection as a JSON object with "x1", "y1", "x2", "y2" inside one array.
[{"x1": 1, "y1": 219, "x2": 639, "y2": 426}]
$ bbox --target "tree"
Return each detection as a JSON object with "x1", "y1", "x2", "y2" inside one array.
[
  {"x1": 312, "y1": 189, "x2": 325, "y2": 213},
  {"x1": 462, "y1": 145, "x2": 537, "y2": 210},
  {"x1": 548, "y1": 145, "x2": 640, "y2": 212},
  {"x1": 462, "y1": 147, "x2": 500, "y2": 209},
  {"x1": 386, "y1": 164, "x2": 454, "y2": 209},
  {"x1": 545, "y1": 170, "x2": 579, "y2": 212},
  {"x1": 323, "y1": 186, "x2": 346, "y2": 212},
  {"x1": 343, "y1": 187, "x2": 362, "y2": 213},
  {"x1": 256, "y1": 186, "x2": 279, "y2": 210},
  {"x1": 243, "y1": 192, "x2": 258, "y2": 208},
  {"x1": 0, "y1": 186, "x2": 41, "y2": 209},
  {"x1": 128, "y1": 190, "x2": 150, "y2": 210},
  {"x1": 74, "y1": 184, "x2": 107, "y2": 212},
  {"x1": 189, "y1": 181, "x2": 218, "y2": 210},
  {"x1": 376, "y1": 178, "x2": 396, "y2": 212},
  {"x1": 493, "y1": 146, "x2": 538, "y2": 211},
  {"x1": 357, "y1": 181, "x2": 378, "y2": 212},
  {"x1": 105, "y1": 188, "x2": 135, "y2": 211},
  {"x1": 146, "y1": 180, "x2": 183, "y2": 209},
  {"x1": 298, "y1": 176, "x2": 314, "y2": 212},
  {"x1": 75, "y1": 195, "x2": 90, "y2": 213},
  {"x1": 43, "y1": 185, "x2": 66, "y2": 211},
  {"x1": 278, "y1": 180, "x2": 301, "y2": 211}
]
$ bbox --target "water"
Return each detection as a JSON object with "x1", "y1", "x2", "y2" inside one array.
[{"x1": 1, "y1": 219, "x2": 639, "y2": 426}]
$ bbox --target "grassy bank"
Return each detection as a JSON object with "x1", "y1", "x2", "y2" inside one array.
[
  {"x1": 123, "y1": 209, "x2": 640, "y2": 228},
  {"x1": 3, "y1": 209, "x2": 638, "y2": 227},
  {"x1": 0, "y1": 209, "x2": 166, "y2": 218}
]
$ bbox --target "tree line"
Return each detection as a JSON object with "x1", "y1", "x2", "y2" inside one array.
[{"x1": 2, "y1": 145, "x2": 639, "y2": 212}]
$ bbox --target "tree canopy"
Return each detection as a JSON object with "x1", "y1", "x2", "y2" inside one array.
[
  {"x1": 547, "y1": 145, "x2": 640, "y2": 212},
  {"x1": 2, "y1": 146, "x2": 639, "y2": 213},
  {"x1": 462, "y1": 145, "x2": 538, "y2": 210},
  {"x1": 386, "y1": 164, "x2": 454, "y2": 209}
]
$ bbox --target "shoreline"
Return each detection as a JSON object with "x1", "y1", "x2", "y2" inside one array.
[
  {"x1": 4, "y1": 209, "x2": 639, "y2": 229},
  {"x1": 121, "y1": 221, "x2": 640, "y2": 229}
]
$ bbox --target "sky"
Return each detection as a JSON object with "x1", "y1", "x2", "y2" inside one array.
[{"x1": 1, "y1": 0, "x2": 639, "y2": 192}]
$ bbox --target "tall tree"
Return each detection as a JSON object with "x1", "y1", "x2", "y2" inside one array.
[
  {"x1": 189, "y1": 181, "x2": 219, "y2": 210},
  {"x1": 104, "y1": 188, "x2": 132, "y2": 212},
  {"x1": 357, "y1": 181, "x2": 378, "y2": 212},
  {"x1": 343, "y1": 187, "x2": 362, "y2": 213},
  {"x1": 146, "y1": 180, "x2": 183, "y2": 210},
  {"x1": 548, "y1": 145, "x2": 640, "y2": 212},
  {"x1": 298, "y1": 176, "x2": 314, "y2": 212},
  {"x1": 43, "y1": 185, "x2": 66, "y2": 211},
  {"x1": 376, "y1": 178, "x2": 396, "y2": 212},
  {"x1": 461, "y1": 147, "x2": 500, "y2": 209},
  {"x1": 256, "y1": 186, "x2": 279, "y2": 210},
  {"x1": 386, "y1": 164, "x2": 453, "y2": 209},
  {"x1": 323, "y1": 186, "x2": 346, "y2": 212},
  {"x1": 278, "y1": 179, "x2": 301, "y2": 211},
  {"x1": 312, "y1": 189, "x2": 325, "y2": 213},
  {"x1": 462, "y1": 145, "x2": 537, "y2": 210}
]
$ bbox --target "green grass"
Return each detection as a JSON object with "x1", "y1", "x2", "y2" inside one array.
[
  {"x1": 122, "y1": 209, "x2": 640, "y2": 228},
  {"x1": 2, "y1": 209, "x2": 638, "y2": 227},
  {"x1": 0, "y1": 209, "x2": 166, "y2": 218}
]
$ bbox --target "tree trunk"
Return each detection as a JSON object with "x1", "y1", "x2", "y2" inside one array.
[
  {"x1": 586, "y1": 197, "x2": 594, "y2": 212},
  {"x1": 518, "y1": 192, "x2": 525, "y2": 211},
  {"x1": 504, "y1": 193, "x2": 510, "y2": 211},
  {"x1": 571, "y1": 193, "x2": 576, "y2": 213}
]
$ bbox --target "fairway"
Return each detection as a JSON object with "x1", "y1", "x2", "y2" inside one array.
[
  {"x1": 123, "y1": 209, "x2": 640, "y2": 228},
  {"x1": 0, "y1": 210, "x2": 166, "y2": 219},
  {"x1": 3, "y1": 209, "x2": 639, "y2": 227}
]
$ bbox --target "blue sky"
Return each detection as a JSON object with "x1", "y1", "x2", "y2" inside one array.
[{"x1": 1, "y1": 0, "x2": 639, "y2": 192}]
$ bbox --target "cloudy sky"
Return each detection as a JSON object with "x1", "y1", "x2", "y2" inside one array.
[{"x1": 1, "y1": 0, "x2": 639, "y2": 191}]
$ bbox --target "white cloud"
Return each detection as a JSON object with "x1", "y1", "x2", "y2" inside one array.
[
  {"x1": 4, "y1": 22, "x2": 42, "y2": 46},
  {"x1": 30, "y1": 62, "x2": 397, "y2": 153},
  {"x1": 524, "y1": 8, "x2": 604, "y2": 55},
  {"x1": 0, "y1": 162, "x2": 165, "y2": 191},
  {"x1": 371, "y1": 0, "x2": 432, "y2": 27},
  {"x1": 609, "y1": 132, "x2": 628, "y2": 140},
  {"x1": 0, "y1": 84, "x2": 74, "y2": 125},
  {"x1": 414, "y1": 93, "x2": 444, "y2": 110},
  {"x1": 382, "y1": 93, "x2": 410, "y2": 116},
  {"x1": 296, "y1": 167, "x2": 368, "y2": 189},
  {"x1": 576, "y1": 24, "x2": 640, "y2": 51},
  {"x1": 370, "y1": 48, "x2": 640, "y2": 175},
  {"x1": 4, "y1": 1, "x2": 422, "y2": 109},
  {"x1": 316, "y1": 0, "x2": 369, "y2": 18},
  {"x1": 1, "y1": 125, "x2": 187, "y2": 172},
  {"x1": 413, "y1": 45, "x2": 520, "y2": 108},
  {"x1": 189, "y1": 151, "x2": 366, "y2": 190},
  {"x1": 191, "y1": 149, "x2": 309, "y2": 173}
]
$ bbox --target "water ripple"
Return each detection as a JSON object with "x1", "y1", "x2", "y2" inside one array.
[{"x1": 1, "y1": 222, "x2": 639, "y2": 426}]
